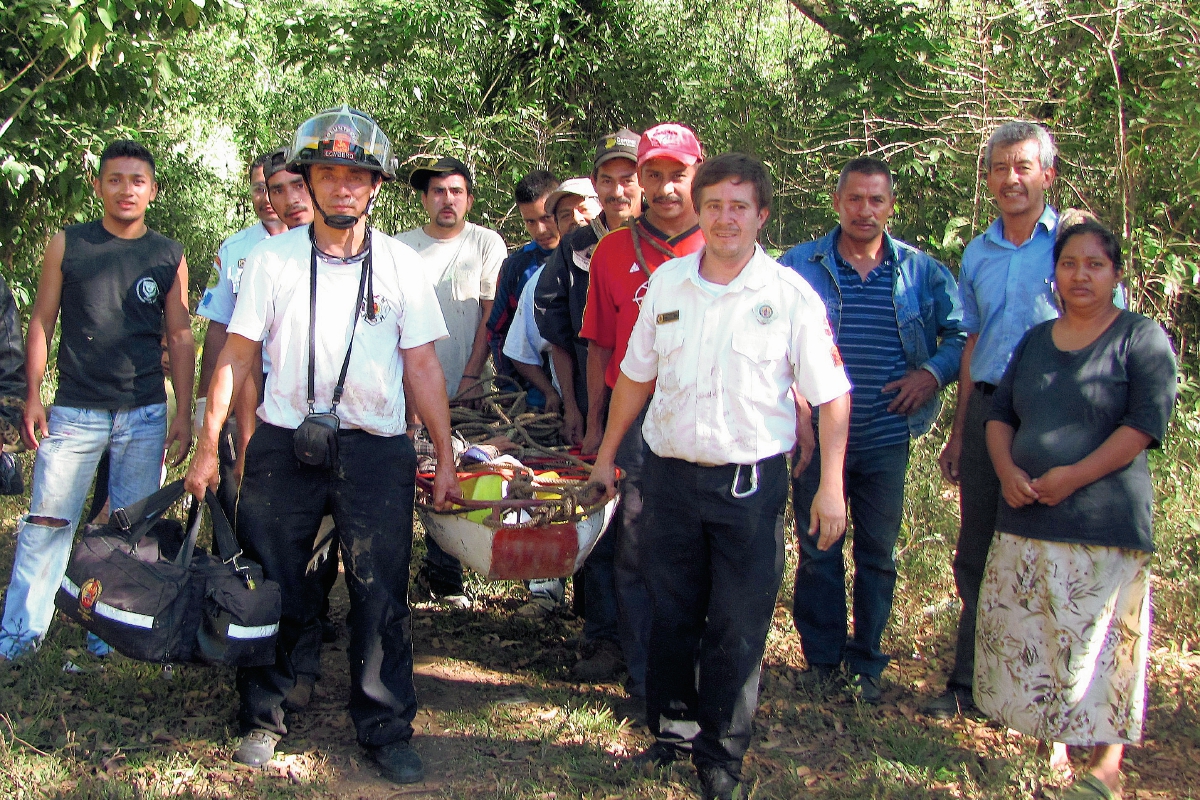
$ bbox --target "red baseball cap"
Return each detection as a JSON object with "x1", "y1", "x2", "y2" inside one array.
[{"x1": 637, "y1": 123, "x2": 703, "y2": 167}]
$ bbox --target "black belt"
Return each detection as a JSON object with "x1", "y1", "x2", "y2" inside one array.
[{"x1": 974, "y1": 381, "x2": 997, "y2": 395}]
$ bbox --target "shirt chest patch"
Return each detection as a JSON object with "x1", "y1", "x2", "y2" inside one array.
[
  {"x1": 754, "y1": 302, "x2": 776, "y2": 324},
  {"x1": 656, "y1": 310, "x2": 679, "y2": 325}
]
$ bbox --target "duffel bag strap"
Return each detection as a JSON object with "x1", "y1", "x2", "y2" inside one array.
[
  {"x1": 203, "y1": 489, "x2": 240, "y2": 563},
  {"x1": 110, "y1": 480, "x2": 188, "y2": 543},
  {"x1": 201, "y1": 490, "x2": 257, "y2": 589},
  {"x1": 175, "y1": 495, "x2": 204, "y2": 570}
]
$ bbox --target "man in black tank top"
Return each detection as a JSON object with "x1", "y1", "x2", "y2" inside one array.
[{"x1": 0, "y1": 140, "x2": 194, "y2": 661}]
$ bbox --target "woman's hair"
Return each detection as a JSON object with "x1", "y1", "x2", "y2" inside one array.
[{"x1": 1054, "y1": 219, "x2": 1123, "y2": 274}]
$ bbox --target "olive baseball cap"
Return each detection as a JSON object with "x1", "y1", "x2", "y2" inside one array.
[
  {"x1": 408, "y1": 155, "x2": 474, "y2": 193},
  {"x1": 594, "y1": 128, "x2": 640, "y2": 168}
]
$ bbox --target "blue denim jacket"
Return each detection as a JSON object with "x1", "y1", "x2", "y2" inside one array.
[{"x1": 779, "y1": 227, "x2": 967, "y2": 438}]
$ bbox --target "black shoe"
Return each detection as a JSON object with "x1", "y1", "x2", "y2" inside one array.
[
  {"x1": 698, "y1": 763, "x2": 741, "y2": 800},
  {"x1": 923, "y1": 685, "x2": 975, "y2": 719},
  {"x1": 627, "y1": 741, "x2": 680, "y2": 774},
  {"x1": 369, "y1": 739, "x2": 425, "y2": 784},
  {"x1": 233, "y1": 729, "x2": 280, "y2": 766},
  {"x1": 795, "y1": 664, "x2": 839, "y2": 693},
  {"x1": 852, "y1": 673, "x2": 883, "y2": 705}
]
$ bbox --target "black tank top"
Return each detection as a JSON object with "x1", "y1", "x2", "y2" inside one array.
[{"x1": 56, "y1": 220, "x2": 184, "y2": 409}]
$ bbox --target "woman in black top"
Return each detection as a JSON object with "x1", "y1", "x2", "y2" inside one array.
[{"x1": 976, "y1": 220, "x2": 1177, "y2": 800}]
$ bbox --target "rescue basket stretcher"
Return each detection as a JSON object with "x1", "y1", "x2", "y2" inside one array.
[{"x1": 414, "y1": 459, "x2": 620, "y2": 581}]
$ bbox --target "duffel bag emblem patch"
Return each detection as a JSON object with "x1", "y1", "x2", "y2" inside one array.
[{"x1": 79, "y1": 578, "x2": 103, "y2": 618}]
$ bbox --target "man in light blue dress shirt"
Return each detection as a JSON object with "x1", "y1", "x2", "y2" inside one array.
[{"x1": 928, "y1": 122, "x2": 1061, "y2": 717}]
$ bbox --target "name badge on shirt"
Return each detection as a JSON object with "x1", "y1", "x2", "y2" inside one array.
[{"x1": 656, "y1": 310, "x2": 680, "y2": 324}]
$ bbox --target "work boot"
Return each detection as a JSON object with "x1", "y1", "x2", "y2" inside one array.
[
  {"x1": 283, "y1": 674, "x2": 315, "y2": 711},
  {"x1": 626, "y1": 741, "x2": 680, "y2": 775},
  {"x1": 698, "y1": 763, "x2": 741, "y2": 800},
  {"x1": 923, "y1": 685, "x2": 976, "y2": 719},
  {"x1": 571, "y1": 638, "x2": 625, "y2": 682},
  {"x1": 233, "y1": 729, "x2": 280, "y2": 767},
  {"x1": 515, "y1": 594, "x2": 557, "y2": 620},
  {"x1": 368, "y1": 739, "x2": 425, "y2": 784},
  {"x1": 794, "y1": 663, "x2": 840, "y2": 693},
  {"x1": 852, "y1": 673, "x2": 883, "y2": 705}
]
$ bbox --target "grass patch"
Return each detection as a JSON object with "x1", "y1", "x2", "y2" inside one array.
[{"x1": 0, "y1": 405, "x2": 1198, "y2": 797}]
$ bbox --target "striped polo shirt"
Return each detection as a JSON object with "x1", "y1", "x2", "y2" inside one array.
[{"x1": 834, "y1": 242, "x2": 910, "y2": 451}]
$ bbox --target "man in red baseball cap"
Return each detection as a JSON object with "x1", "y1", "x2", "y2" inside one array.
[{"x1": 571, "y1": 123, "x2": 705, "y2": 696}]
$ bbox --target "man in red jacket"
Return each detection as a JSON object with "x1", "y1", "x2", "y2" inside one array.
[{"x1": 572, "y1": 123, "x2": 705, "y2": 699}]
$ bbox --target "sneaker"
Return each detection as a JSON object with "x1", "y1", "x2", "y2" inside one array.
[
  {"x1": 794, "y1": 664, "x2": 840, "y2": 693},
  {"x1": 626, "y1": 741, "x2": 680, "y2": 774},
  {"x1": 233, "y1": 729, "x2": 280, "y2": 766},
  {"x1": 369, "y1": 739, "x2": 425, "y2": 784},
  {"x1": 851, "y1": 673, "x2": 883, "y2": 705},
  {"x1": 515, "y1": 595, "x2": 557, "y2": 620},
  {"x1": 922, "y1": 685, "x2": 975, "y2": 719},
  {"x1": 698, "y1": 763, "x2": 741, "y2": 800},
  {"x1": 570, "y1": 638, "x2": 625, "y2": 682},
  {"x1": 283, "y1": 674, "x2": 315, "y2": 711},
  {"x1": 414, "y1": 569, "x2": 471, "y2": 610}
]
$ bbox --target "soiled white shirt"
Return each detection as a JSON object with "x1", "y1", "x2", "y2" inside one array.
[
  {"x1": 621, "y1": 246, "x2": 850, "y2": 465},
  {"x1": 228, "y1": 226, "x2": 448, "y2": 437},
  {"x1": 396, "y1": 222, "x2": 506, "y2": 393}
]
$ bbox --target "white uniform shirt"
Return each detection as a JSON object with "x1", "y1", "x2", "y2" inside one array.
[
  {"x1": 621, "y1": 246, "x2": 851, "y2": 465},
  {"x1": 396, "y1": 222, "x2": 506, "y2": 394},
  {"x1": 197, "y1": 221, "x2": 272, "y2": 325},
  {"x1": 503, "y1": 265, "x2": 560, "y2": 392},
  {"x1": 228, "y1": 225, "x2": 449, "y2": 437}
]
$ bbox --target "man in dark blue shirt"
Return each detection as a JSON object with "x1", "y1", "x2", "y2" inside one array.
[
  {"x1": 486, "y1": 170, "x2": 560, "y2": 406},
  {"x1": 780, "y1": 158, "x2": 965, "y2": 703}
]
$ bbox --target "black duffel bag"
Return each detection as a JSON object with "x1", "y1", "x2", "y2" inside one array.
[{"x1": 55, "y1": 481, "x2": 281, "y2": 667}]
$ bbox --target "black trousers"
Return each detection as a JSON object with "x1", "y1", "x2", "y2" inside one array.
[
  {"x1": 947, "y1": 388, "x2": 1001, "y2": 689},
  {"x1": 640, "y1": 451, "x2": 788, "y2": 776},
  {"x1": 235, "y1": 424, "x2": 418, "y2": 747}
]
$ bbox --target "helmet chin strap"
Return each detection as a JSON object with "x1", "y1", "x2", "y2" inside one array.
[{"x1": 302, "y1": 171, "x2": 380, "y2": 230}]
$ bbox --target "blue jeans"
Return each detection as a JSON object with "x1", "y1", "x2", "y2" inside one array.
[
  {"x1": 0, "y1": 404, "x2": 167, "y2": 659},
  {"x1": 792, "y1": 440, "x2": 909, "y2": 678}
]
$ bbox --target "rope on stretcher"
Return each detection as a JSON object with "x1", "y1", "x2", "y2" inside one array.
[{"x1": 414, "y1": 378, "x2": 616, "y2": 528}]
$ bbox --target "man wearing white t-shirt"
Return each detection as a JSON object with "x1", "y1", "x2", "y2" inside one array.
[
  {"x1": 186, "y1": 106, "x2": 459, "y2": 784},
  {"x1": 397, "y1": 156, "x2": 506, "y2": 398},
  {"x1": 398, "y1": 155, "x2": 505, "y2": 606}
]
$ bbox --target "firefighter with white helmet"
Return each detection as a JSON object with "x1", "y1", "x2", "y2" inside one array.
[{"x1": 186, "y1": 105, "x2": 459, "y2": 782}]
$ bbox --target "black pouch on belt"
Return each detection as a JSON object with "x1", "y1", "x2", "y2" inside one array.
[{"x1": 294, "y1": 412, "x2": 340, "y2": 467}]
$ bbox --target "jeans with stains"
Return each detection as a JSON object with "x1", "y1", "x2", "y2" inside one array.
[
  {"x1": 234, "y1": 424, "x2": 418, "y2": 747},
  {"x1": 0, "y1": 403, "x2": 167, "y2": 660}
]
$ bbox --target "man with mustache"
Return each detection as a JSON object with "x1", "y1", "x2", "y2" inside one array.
[
  {"x1": 572, "y1": 123, "x2": 705, "y2": 696},
  {"x1": 398, "y1": 156, "x2": 506, "y2": 609},
  {"x1": 780, "y1": 157, "x2": 965, "y2": 704}
]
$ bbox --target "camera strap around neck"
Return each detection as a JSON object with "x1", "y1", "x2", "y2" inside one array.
[{"x1": 307, "y1": 241, "x2": 372, "y2": 415}]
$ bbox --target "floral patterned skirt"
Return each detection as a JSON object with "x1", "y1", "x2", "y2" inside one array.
[{"x1": 974, "y1": 531, "x2": 1151, "y2": 745}]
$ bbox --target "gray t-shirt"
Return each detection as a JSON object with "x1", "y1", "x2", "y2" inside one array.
[
  {"x1": 988, "y1": 311, "x2": 1176, "y2": 552},
  {"x1": 396, "y1": 223, "x2": 506, "y2": 394}
]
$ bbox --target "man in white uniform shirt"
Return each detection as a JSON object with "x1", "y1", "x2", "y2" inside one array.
[
  {"x1": 398, "y1": 155, "x2": 505, "y2": 605},
  {"x1": 590, "y1": 153, "x2": 851, "y2": 800},
  {"x1": 185, "y1": 106, "x2": 459, "y2": 784}
]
